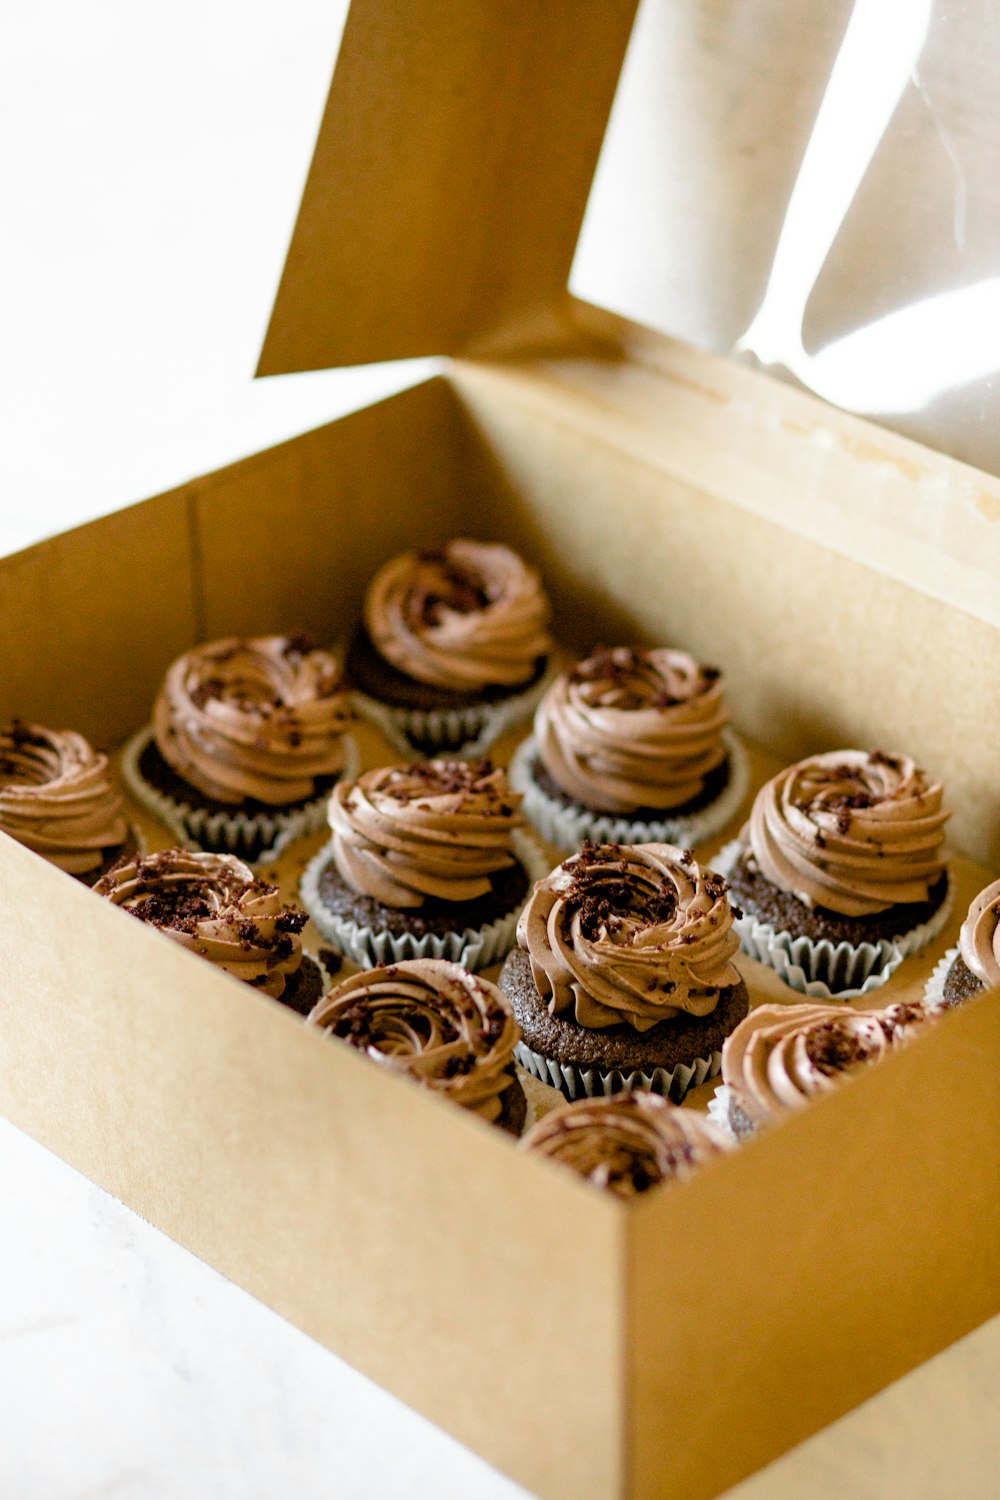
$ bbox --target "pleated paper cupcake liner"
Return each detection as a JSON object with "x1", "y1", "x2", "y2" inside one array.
[
  {"x1": 508, "y1": 728, "x2": 749, "y2": 853},
  {"x1": 349, "y1": 662, "x2": 556, "y2": 761},
  {"x1": 924, "y1": 946, "x2": 960, "y2": 1011},
  {"x1": 121, "y1": 726, "x2": 360, "y2": 866},
  {"x1": 706, "y1": 1084, "x2": 739, "y2": 1141},
  {"x1": 299, "y1": 829, "x2": 551, "y2": 973},
  {"x1": 713, "y1": 840, "x2": 955, "y2": 1001},
  {"x1": 513, "y1": 1039, "x2": 721, "y2": 1106}
]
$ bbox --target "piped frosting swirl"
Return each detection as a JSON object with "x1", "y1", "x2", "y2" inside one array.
[
  {"x1": 722, "y1": 998, "x2": 930, "y2": 1128},
  {"x1": 958, "y1": 878, "x2": 1000, "y2": 989},
  {"x1": 535, "y1": 646, "x2": 728, "y2": 812},
  {"x1": 747, "y1": 749, "x2": 949, "y2": 917},
  {"x1": 0, "y1": 721, "x2": 127, "y2": 875},
  {"x1": 153, "y1": 636, "x2": 352, "y2": 806},
  {"x1": 520, "y1": 1092, "x2": 728, "y2": 1196},
  {"x1": 363, "y1": 540, "x2": 552, "y2": 691},
  {"x1": 306, "y1": 958, "x2": 520, "y2": 1121},
  {"x1": 95, "y1": 848, "x2": 307, "y2": 998},
  {"x1": 328, "y1": 758, "x2": 523, "y2": 908},
  {"x1": 516, "y1": 842, "x2": 742, "y2": 1031}
]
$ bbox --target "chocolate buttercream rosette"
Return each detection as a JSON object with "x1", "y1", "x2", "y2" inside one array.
[
  {"x1": 306, "y1": 958, "x2": 527, "y2": 1134},
  {"x1": 122, "y1": 635, "x2": 358, "y2": 863},
  {"x1": 345, "y1": 540, "x2": 555, "y2": 757},
  {"x1": 710, "y1": 998, "x2": 932, "y2": 1140},
  {"x1": 0, "y1": 720, "x2": 138, "y2": 885},
  {"x1": 715, "y1": 749, "x2": 953, "y2": 1000},
  {"x1": 300, "y1": 758, "x2": 551, "y2": 971},
  {"x1": 510, "y1": 646, "x2": 748, "y2": 851},
  {"x1": 924, "y1": 876, "x2": 1000, "y2": 1012},
  {"x1": 521, "y1": 1092, "x2": 729, "y2": 1196},
  {"x1": 499, "y1": 841, "x2": 749, "y2": 1103},
  {"x1": 95, "y1": 848, "x2": 325, "y2": 1015}
]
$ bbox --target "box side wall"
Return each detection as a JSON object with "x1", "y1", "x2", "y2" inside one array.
[
  {"x1": 0, "y1": 377, "x2": 466, "y2": 745},
  {"x1": 623, "y1": 993, "x2": 1000, "y2": 1500},
  {"x1": 0, "y1": 834, "x2": 626, "y2": 1500},
  {"x1": 564, "y1": 300, "x2": 1000, "y2": 636},
  {"x1": 188, "y1": 376, "x2": 477, "y2": 641},
  {"x1": 448, "y1": 361, "x2": 1000, "y2": 867},
  {"x1": 0, "y1": 494, "x2": 198, "y2": 747}
]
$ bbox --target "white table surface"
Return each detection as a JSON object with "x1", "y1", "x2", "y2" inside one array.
[{"x1": 2, "y1": 5, "x2": 999, "y2": 1497}]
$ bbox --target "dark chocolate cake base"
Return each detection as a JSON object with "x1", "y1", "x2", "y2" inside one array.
[
  {"x1": 314, "y1": 858, "x2": 530, "y2": 940},
  {"x1": 77, "y1": 826, "x2": 140, "y2": 889},
  {"x1": 528, "y1": 753, "x2": 732, "y2": 823},
  {"x1": 941, "y1": 953, "x2": 985, "y2": 1008},
  {"x1": 136, "y1": 737, "x2": 340, "y2": 861},
  {"x1": 726, "y1": 851, "x2": 950, "y2": 948},
  {"x1": 345, "y1": 624, "x2": 548, "y2": 713},
  {"x1": 276, "y1": 955, "x2": 325, "y2": 1018},
  {"x1": 498, "y1": 1074, "x2": 528, "y2": 1137},
  {"x1": 499, "y1": 945, "x2": 749, "y2": 1090}
]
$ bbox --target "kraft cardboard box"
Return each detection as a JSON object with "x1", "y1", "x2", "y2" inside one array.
[{"x1": 1, "y1": 3, "x2": 999, "y2": 1498}]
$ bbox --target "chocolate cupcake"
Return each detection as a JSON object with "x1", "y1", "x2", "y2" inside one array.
[
  {"x1": 717, "y1": 749, "x2": 952, "y2": 998},
  {"x1": 122, "y1": 635, "x2": 357, "y2": 862},
  {"x1": 520, "y1": 1092, "x2": 729, "y2": 1196},
  {"x1": 306, "y1": 958, "x2": 527, "y2": 1134},
  {"x1": 0, "y1": 720, "x2": 136, "y2": 885},
  {"x1": 345, "y1": 539, "x2": 554, "y2": 755},
  {"x1": 300, "y1": 757, "x2": 549, "y2": 971},
  {"x1": 95, "y1": 848, "x2": 323, "y2": 1015},
  {"x1": 925, "y1": 877, "x2": 1000, "y2": 1010},
  {"x1": 714, "y1": 998, "x2": 932, "y2": 1140},
  {"x1": 510, "y1": 645, "x2": 748, "y2": 851},
  {"x1": 499, "y1": 841, "x2": 749, "y2": 1103}
]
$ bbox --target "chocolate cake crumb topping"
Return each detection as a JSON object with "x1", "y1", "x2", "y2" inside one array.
[
  {"x1": 412, "y1": 554, "x2": 492, "y2": 626},
  {"x1": 561, "y1": 849, "x2": 681, "y2": 939},
  {"x1": 868, "y1": 748, "x2": 901, "y2": 769},
  {"x1": 274, "y1": 908, "x2": 308, "y2": 934},
  {"x1": 882, "y1": 1002, "x2": 924, "y2": 1036},
  {"x1": 317, "y1": 947, "x2": 343, "y2": 976},
  {"x1": 379, "y1": 756, "x2": 517, "y2": 813},
  {"x1": 804, "y1": 1021, "x2": 873, "y2": 1075},
  {"x1": 281, "y1": 633, "x2": 319, "y2": 659}
]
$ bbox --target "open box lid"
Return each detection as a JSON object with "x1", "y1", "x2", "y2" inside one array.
[
  {"x1": 257, "y1": 0, "x2": 639, "y2": 374},
  {"x1": 256, "y1": 0, "x2": 1000, "y2": 635}
]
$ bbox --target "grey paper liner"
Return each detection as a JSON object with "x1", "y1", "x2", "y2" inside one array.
[
  {"x1": 120, "y1": 726, "x2": 360, "y2": 865},
  {"x1": 298, "y1": 829, "x2": 551, "y2": 973},
  {"x1": 714, "y1": 839, "x2": 955, "y2": 1001},
  {"x1": 514, "y1": 1039, "x2": 721, "y2": 1106},
  {"x1": 349, "y1": 660, "x2": 557, "y2": 760},
  {"x1": 508, "y1": 727, "x2": 749, "y2": 852}
]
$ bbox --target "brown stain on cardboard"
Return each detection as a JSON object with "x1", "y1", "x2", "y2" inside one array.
[
  {"x1": 975, "y1": 489, "x2": 1000, "y2": 522},
  {"x1": 663, "y1": 370, "x2": 730, "y2": 405},
  {"x1": 836, "y1": 432, "x2": 925, "y2": 483},
  {"x1": 782, "y1": 418, "x2": 815, "y2": 439}
]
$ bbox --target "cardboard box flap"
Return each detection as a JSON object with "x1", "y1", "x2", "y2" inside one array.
[{"x1": 257, "y1": 0, "x2": 639, "y2": 375}]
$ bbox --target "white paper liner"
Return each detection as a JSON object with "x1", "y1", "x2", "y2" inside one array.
[
  {"x1": 513, "y1": 1039, "x2": 721, "y2": 1105},
  {"x1": 924, "y1": 946, "x2": 962, "y2": 1011},
  {"x1": 713, "y1": 839, "x2": 955, "y2": 1001},
  {"x1": 706, "y1": 1084, "x2": 739, "y2": 1141},
  {"x1": 508, "y1": 728, "x2": 749, "y2": 853},
  {"x1": 349, "y1": 660, "x2": 557, "y2": 760},
  {"x1": 299, "y1": 828, "x2": 551, "y2": 973},
  {"x1": 120, "y1": 726, "x2": 360, "y2": 865}
]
